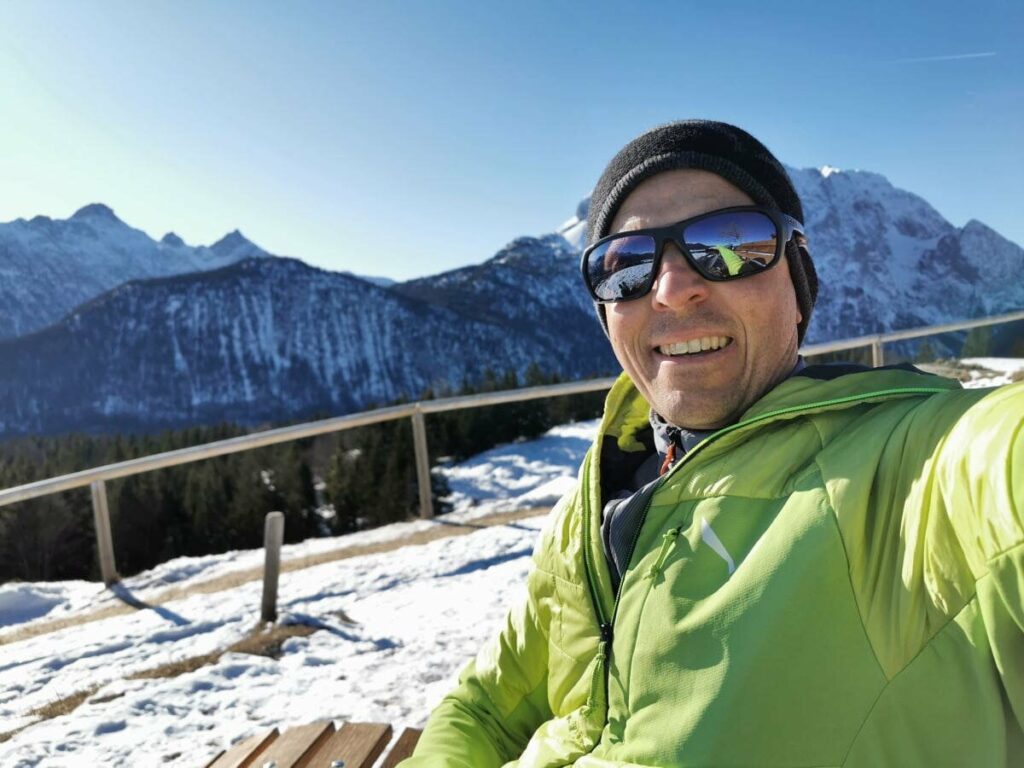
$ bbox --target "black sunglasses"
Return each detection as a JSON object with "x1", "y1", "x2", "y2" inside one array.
[{"x1": 580, "y1": 206, "x2": 807, "y2": 303}]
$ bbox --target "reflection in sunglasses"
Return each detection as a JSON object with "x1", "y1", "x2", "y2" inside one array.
[{"x1": 583, "y1": 207, "x2": 798, "y2": 302}]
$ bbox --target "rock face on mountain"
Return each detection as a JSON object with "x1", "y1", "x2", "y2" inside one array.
[
  {"x1": 0, "y1": 205, "x2": 266, "y2": 339},
  {"x1": 786, "y1": 167, "x2": 1024, "y2": 345},
  {"x1": 0, "y1": 258, "x2": 615, "y2": 435},
  {"x1": 0, "y1": 166, "x2": 1020, "y2": 437}
]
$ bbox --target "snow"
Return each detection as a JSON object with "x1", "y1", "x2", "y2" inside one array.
[
  {"x1": 0, "y1": 516, "x2": 547, "y2": 766},
  {"x1": 0, "y1": 419, "x2": 597, "y2": 767},
  {"x1": 557, "y1": 214, "x2": 587, "y2": 250},
  {"x1": 0, "y1": 583, "x2": 101, "y2": 626},
  {"x1": 1, "y1": 359, "x2": 1021, "y2": 765},
  {"x1": 440, "y1": 420, "x2": 595, "y2": 514},
  {"x1": 960, "y1": 357, "x2": 1024, "y2": 387}
]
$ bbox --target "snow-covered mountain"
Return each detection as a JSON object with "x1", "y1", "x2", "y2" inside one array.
[
  {"x1": 0, "y1": 205, "x2": 268, "y2": 339},
  {"x1": 391, "y1": 233, "x2": 597, "y2": 352},
  {"x1": 787, "y1": 167, "x2": 1024, "y2": 344},
  {"x1": 0, "y1": 257, "x2": 614, "y2": 435},
  {"x1": 0, "y1": 166, "x2": 1021, "y2": 437}
]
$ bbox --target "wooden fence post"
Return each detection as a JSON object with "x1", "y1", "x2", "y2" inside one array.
[
  {"x1": 411, "y1": 408, "x2": 433, "y2": 519},
  {"x1": 261, "y1": 511, "x2": 285, "y2": 623},
  {"x1": 871, "y1": 338, "x2": 885, "y2": 368},
  {"x1": 90, "y1": 480, "x2": 119, "y2": 586}
]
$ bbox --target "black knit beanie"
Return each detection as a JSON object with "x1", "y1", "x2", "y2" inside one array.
[{"x1": 586, "y1": 120, "x2": 817, "y2": 344}]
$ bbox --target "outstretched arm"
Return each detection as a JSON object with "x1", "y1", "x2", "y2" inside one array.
[{"x1": 937, "y1": 381, "x2": 1024, "y2": 727}]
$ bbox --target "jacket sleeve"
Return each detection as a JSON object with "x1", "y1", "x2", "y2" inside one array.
[
  {"x1": 936, "y1": 381, "x2": 1024, "y2": 728},
  {"x1": 398, "y1": 515, "x2": 559, "y2": 767}
]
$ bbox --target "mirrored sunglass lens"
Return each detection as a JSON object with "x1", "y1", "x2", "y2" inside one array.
[
  {"x1": 587, "y1": 235, "x2": 657, "y2": 300},
  {"x1": 683, "y1": 211, "x2": 778, "y2": 279}
]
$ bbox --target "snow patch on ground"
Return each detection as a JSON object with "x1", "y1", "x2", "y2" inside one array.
[
  {"x1": 439, "y1": 420, "x2": 596, "y2": 514},
  {"x1": 0, "y1": 582, "x2": 105, "y2": 627},
  {"x1": 960, "y1": 357, "x2": 1024, "y2": 387}
]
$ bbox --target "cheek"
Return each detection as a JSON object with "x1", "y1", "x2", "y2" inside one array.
[
  {"x1": 748, "y1": 272, "x2": 800, "y2": 329},
  {"x1": 607, "y1": 307, "x2": 641, "y2": 349}
]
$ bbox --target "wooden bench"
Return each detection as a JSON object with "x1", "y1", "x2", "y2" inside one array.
[{"x1": 204, "y1": 720, "x2": 422, "y2": 768}]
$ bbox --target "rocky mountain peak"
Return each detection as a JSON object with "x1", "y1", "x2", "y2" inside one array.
[
  {"x1": 70, "y1": 203, "x2": 121, "y2": 223},
  {"x1": 211, "y1": 229, "x2": 249, "y2": 250},
  {"x1": 210, "y1": 229, "x2": 267, "y2": 259}
]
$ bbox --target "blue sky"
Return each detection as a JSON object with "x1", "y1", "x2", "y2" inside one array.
[{"x1": 0, "y1": 0, "x2": 1021, "y2": 280}]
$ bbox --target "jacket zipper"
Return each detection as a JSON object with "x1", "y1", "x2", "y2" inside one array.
[
  {"x1": 583, "y1": 386, "x2": 948, "y2": 648},
  {"x1": 580, "y1": 456, "x2": 614, "y2": 642}
]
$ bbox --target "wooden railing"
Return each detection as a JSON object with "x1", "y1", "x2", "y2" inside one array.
[{"x1": 2, "y1": 309, "x2": 1022, "y2": 586}]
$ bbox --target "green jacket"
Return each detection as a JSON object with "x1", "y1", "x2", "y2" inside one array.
[{"x1": 403, "y1": 367, "x2": 1024, "y2": 767}]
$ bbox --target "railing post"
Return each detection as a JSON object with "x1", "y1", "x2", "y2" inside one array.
[
  {"x1": 411, "y1": 408, "x2": 433, "y2": 519},
  {"x1": 90, "y1": 480, "x2": 119, "y2": 586},
  {"x1": 871, "y1": 338, "x2": 885, "y2": 368},
  {"x1": 261, "y1": 511, "x2": 285, "y2": 623}
]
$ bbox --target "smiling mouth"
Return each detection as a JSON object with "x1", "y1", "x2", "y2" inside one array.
[{"x1": 657, "y1": 336, "x2": 733, "y2": 357}]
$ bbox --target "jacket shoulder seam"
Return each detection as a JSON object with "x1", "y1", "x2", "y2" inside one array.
[
  {"x1": 839, "y1": 591, "x2": 983, "y2": 766},
  {"x1": 822, "y1": 499, "x2": 888, "y2": 682},
  {"x1": 806, "y1": 410, "x2": 892, "y2": 687}
]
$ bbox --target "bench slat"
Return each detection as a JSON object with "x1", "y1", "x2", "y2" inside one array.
[
  {"x1": 205, "y1": 727, "x2": 278, "y2": 768},
  {"x1": 305, "y1": 721, "x2": 392, "y2": 768},
  {"x1": 254, "y1": 720, "x2": 335, "y2": 768},
  {"x1": 378, "y1": 728, "x2": 423, "y2": 768}
]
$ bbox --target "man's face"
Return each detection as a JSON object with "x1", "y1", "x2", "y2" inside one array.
[{"x1": 605, "y1": 169, "x2": 802, "y2": 430}]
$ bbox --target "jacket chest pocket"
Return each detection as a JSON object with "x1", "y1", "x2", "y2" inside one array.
[{"x1": 603, "y1": 491, "x2": 884, "y2": 766}]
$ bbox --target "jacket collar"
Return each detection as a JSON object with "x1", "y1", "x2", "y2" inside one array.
[{"x1": 599, "y1": 363, "x2": 962, "y2": 449}]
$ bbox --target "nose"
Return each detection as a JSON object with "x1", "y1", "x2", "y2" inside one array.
[{"x1": 650, "y1": 243, "x2": 710, "y2": 310}]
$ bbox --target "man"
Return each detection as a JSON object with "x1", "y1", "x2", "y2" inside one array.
[{"x1": 402, "y1": 121, "x2": 1024, "y2": 766}]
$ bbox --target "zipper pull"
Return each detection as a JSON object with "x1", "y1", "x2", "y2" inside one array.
[
  {"x1": 599, "y1": 622, "x2": 614, "y2": 644},
  {"x1": 648, "y1": 527, "x2": 682, "y2": 580}
]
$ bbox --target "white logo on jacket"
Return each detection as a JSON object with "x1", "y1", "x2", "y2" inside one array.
[{"x1": 700, "y1": 517, "x2": 736, "y2": 575}]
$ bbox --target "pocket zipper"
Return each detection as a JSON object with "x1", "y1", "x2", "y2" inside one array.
[{"x1": 647, "y1": 527, "x2": 682, "y2": 581}]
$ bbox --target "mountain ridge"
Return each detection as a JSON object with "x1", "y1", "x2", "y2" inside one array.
[
  {"x1": 0, "y1": 165, "x2": 1021, "y2": 437},
  {"x1": 0, "y1": 255, "x2": 614, "y2": 435}
]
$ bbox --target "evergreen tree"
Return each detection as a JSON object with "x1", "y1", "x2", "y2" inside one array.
[
  {"x1": 325, "y1": 444, "x2": 363, "y2": 535},
  {"x1": 224, "y1": 452, "x2": 275, "y2": 549},
  {"x1": 962, "y1": 326, "x2": 994, "y2": 358},
  {"x1": 916, "y1": 340, "x2": 937, "y2": 363}
]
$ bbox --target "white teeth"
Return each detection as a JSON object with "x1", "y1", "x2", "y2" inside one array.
[{"x1": 659, "y1": 336, "x2": 731, "y2": 356}]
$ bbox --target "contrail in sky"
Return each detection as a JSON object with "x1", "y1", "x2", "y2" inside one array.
[{"x1": 892, "y1": 51, "x2": 997, "y2": 64}]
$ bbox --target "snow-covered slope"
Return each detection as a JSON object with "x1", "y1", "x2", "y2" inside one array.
[
  {"x1": 0, "y1": 415, "x2": 608, "y2": 765},
  {"x1": 0, "y1": 514, "x2": 546, "y2": 766},
  {"x1": 0, "y1": 205, "x2": 268, "y2": 339}
]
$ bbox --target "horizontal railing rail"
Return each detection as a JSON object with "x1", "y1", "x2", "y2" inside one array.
[
  {"x1": 0, "y1": 378, "x2": 618, "y2": 510},
  {"x1": 2, "y1": 308, "x2": 1022, "y2": 585},
  {"x1": 801, "y1": 308, "x2": 1024, "y2": 366}
]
